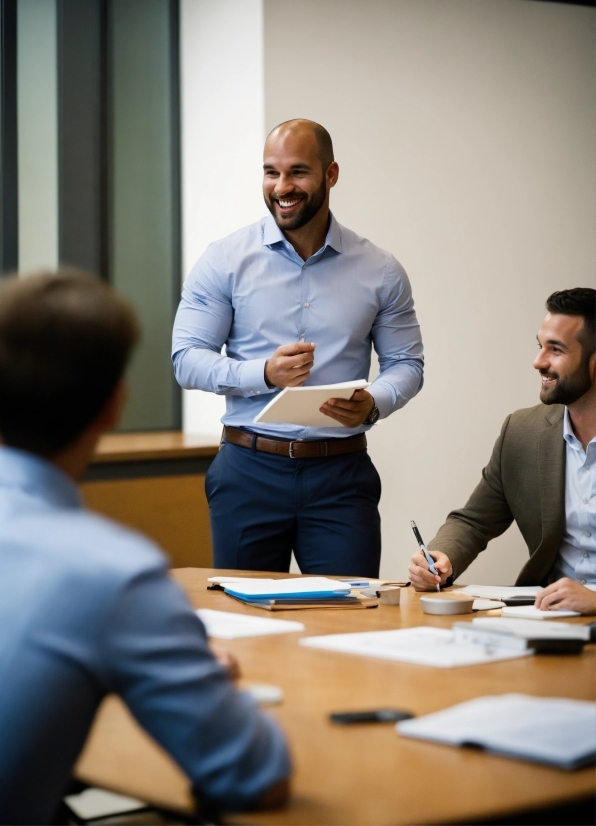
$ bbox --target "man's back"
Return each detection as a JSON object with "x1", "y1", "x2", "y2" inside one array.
[{"x1": 0, "y1": 447, "x2": 290, "y2": 823}]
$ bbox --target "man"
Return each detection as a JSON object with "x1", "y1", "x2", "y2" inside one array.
[
  {"x1": 409, "y1": 288, "x2": 596, "y2": 615},
  {"x1": 0, "y1": 273, "x2": 290, "y2": 824},
  {"x1": 172, "y1": 119, "x2": 423, "y2": 577}
]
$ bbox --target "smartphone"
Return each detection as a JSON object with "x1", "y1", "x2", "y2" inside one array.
[
  {"x1": 502, "y1": 596, "x2": 536, "y2": 606},
  {"x1": 330, "y1": 709, "x2": 413, "y2": 724}
]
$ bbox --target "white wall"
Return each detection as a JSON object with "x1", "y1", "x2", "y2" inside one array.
[
  {"x1": 17, "y1": 0, "x2": 58, "y2": 273},
  {"x1": 180, "y1": 0, "x2": 265, "y2": 436},
  {"x1": 264, "y1": 0, "x2": 596, "y2": 582}
]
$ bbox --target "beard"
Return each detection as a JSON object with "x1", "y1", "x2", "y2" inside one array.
[
  {"x1": 539, "y1": 356, "x2": 592, "y2": 406},
  {"x1": 265, "y1": 175, "x2": 327, "y2": 231}
]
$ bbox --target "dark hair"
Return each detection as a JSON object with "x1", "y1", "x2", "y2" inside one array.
[
  {"x1": 0, "y1": 271, "x2": 140, "y2": 455},
  {"x1": 546, "y1": 288, "x2": 595, "y2": 357},
  {"x1": 268, "y1": 119, "x2": 335, "y2": 169}
]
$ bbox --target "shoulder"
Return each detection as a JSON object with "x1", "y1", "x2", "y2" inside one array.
[
  {"x1": 201, "y1": 219, "x2": 266, "y2": 261},
  {"x1": 336, "y1": 221, "x2": 405, "y2": 274},
  {"x1": 506, "y1": 403, "x2": 563, "y2": 432}
]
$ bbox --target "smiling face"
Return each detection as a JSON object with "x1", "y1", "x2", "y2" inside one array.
[
  {"x1": 533, "y1": 313, "x2": 595, "y2": 406},
  {"x1": 262, "y1": 126, "x2": 338, "y2": 232}
]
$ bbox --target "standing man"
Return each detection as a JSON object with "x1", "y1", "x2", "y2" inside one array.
[
  {"x1": 173, "y1": 119, "x2": 423, "y2": 576},
  {"x1": 408, "y1": 288, "x2": 596, "y2": 615}
]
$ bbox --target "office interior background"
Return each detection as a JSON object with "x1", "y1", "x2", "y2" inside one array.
[{"x1": 1, "y1": 0, "x2": 594, "y2": 584}]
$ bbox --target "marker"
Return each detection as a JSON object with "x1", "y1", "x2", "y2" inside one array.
[{"x1": 410, "y1": 520, "x2": 440, "y2": 592}]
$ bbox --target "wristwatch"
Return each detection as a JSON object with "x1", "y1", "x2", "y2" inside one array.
[{"x1": 363, "y1": 399, "x2": 380, "y2": 426}]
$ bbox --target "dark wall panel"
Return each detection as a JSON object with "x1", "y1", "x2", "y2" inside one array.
[{"x1": 1, "y1": 0, "x2": 18, "y2": 275}]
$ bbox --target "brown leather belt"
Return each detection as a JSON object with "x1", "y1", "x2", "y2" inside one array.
[{"x1": 223, "y1": 426, "x2": 367, "y2": 459}]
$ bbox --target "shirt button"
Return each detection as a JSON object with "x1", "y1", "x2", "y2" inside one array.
[
  {"x1": 299, "y1": 335, "x2": 305, "y2": 341},
  {"x1": 256, "y1": 391, "x2": 260, "y2": 395},
  {"x1": 583, "y1": 498, "x2": 589, "y2": 504},
  {"x1": 304, "y1": 302, "x2": 310, "y2": 308},
  {"x1": 581, "y1": 579, "x2": 586, "y2": 584},
  {"x1": 583, "y1": 553, "x2": 589, "y2": 559},
  {"x1": 584, "y1": 530, "x2": 591, "y2": 537}
]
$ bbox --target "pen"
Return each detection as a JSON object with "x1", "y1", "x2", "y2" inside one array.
[{"x1": 410, "y1": 520, "x2": 440, "y2": 592}]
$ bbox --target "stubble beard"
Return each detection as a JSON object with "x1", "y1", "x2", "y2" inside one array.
[
  {"x1": 539, "y1": 357, "x2": 592, "y2": 406},
  {"x1": 266, "y1": 176, "x2": 327, "y2": 232}
]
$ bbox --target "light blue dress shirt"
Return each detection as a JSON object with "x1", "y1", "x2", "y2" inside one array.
[
  {"x1": 172, "y1": 214, "x2": 424, "y2": 439},
  {"x1": 0, "y1": 447, "x2": 290, "y2": 824},
  {"x1": 551, "y1": 408, "x2": 596, "y2": 584}
]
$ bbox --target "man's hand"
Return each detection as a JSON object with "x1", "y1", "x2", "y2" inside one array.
[
  {"x1": 265, "y1": 342, "x2": 315, "y2": 388},
  {"x1": 534, "y1": 578, "x2": 596, "y2": 615},
  {"x1": 319, "y1": 389, "x2": 374, "y2": 428},
  {"x1": 408, "y1": 549, "x2": 453, "y2": 591},
  {"x1": 211, "y1": 645, "x2": 242, "y2": 681}
]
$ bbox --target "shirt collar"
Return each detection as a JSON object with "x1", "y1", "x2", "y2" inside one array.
[
  {"x1": 0, "y1": 446, "x2": 82, "y2": 510},
  {"x1": 262, "y1": 212, "x2": 343, "y2": 254},
  {"x1": 563, "y1": 407, "x2": 596, "y2": 454}
]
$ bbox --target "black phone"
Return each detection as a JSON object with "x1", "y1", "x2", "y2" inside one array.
[
  {"x1": 330, "y1": 709, "x2": 413, "y2": 724},
  {"x1": 502, "y1": 596, "x2": 536, "y2": 606}
]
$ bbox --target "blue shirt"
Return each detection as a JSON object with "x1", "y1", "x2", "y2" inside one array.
[
  {"x1": 172, "y1": 214, "x2": 424, "y2": 439},
  {"x1": 552, "y1": 408, "x2": 596, "y2": 584},
  {"x1": 0, "y1": 447, "x2": 290, "y2": 824}
]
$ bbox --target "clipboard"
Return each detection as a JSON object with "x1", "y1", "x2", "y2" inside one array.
[{"x1": 253, "y1": 380, "x2": 369, "y2": 427}]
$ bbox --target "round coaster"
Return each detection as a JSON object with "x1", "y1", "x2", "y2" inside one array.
[{"x1": 420, "y1": 595, "x2": 474, "y2": 615}]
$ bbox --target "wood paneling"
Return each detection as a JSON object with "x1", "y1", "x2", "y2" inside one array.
[{"x1": 81, "y1": 474, "x2": 212, "y2": 568}]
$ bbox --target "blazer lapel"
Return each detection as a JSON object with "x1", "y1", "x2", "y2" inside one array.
[{"x1": 534, "y1": 405, "x2": 565, "y2": 580}]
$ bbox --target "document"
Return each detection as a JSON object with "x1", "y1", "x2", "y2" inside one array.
[
  {"x1": 460, "y1": 585, "x2": 541, "y2": 600},
  {"x1": 299, "y1": 626, "x2": 532, "y2": 668},
  {"x1": 501, "y1": 605, "x2": 581, "y2": 620},
  {"x1": 397, "y1": 694, "x2": 596, "y2": 770},
  {"x1": 196, "y1": 608, "x2": 305, "y2": 639},
  {"x1": 223, "y1": 577, "x2": 351, "y2": 601},
  {"x1": 253, "y1": 379, "x2": 369, "y2": 427}
]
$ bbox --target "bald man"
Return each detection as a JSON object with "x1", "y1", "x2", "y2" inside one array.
[{"x1": 173, "y1": 120, "x2": 423, "y2": 576}]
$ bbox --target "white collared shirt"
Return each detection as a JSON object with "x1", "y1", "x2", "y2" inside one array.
[{"x1": 551, "y1": 408, "x2": 596, "y2": 584}]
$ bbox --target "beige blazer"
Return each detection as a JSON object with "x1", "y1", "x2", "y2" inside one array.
[{"x1": 427, "y1": 403, "x2": 565, "y2": 586}]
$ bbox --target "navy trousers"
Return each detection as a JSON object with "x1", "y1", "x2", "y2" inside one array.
[{"x1": 205, "y1": 440, "x2": 382, "y2": 577}]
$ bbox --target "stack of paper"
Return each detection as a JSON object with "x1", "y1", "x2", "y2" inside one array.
[
  {"x1": 501, "y1": 605, "x2": 581, "y2": 620},
  {"x1": 397, "y1": 694, "x2": 596, "y2": 770},
  {"x1": 223, "y1": 577, "x2": 377, "y2": 611},
  {"x1": 300, "y1": 626, "x2": 532, "y2": 668},
  {"x1": 253, "y1": 380, "x2": 369, "y2": 427},
  {"x1": 453, "y1": 618, "x2": 588, "y2": 653},
  {"x1": 460, "y1": 585, "x2": 541, "y2": 600}
]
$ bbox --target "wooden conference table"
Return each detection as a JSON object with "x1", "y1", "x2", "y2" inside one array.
[{"x1": 75, "y1": 568, "x2": 596, "y2": 825}]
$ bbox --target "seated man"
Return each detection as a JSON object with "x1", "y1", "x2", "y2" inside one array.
[
  {"x1": 0, "y1": 273, "x2": 290, "y2": 824},
  {"x1": 409, "y1": 288, "x2": 596, "y2": 615}
]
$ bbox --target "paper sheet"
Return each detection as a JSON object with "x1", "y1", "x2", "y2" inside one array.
[
  {"x1": 196, "y1": 609, "x2": 305, "y2": 639},
  {"x1": 397, "y1": 694, "x2": 596, "y2": 769},
  {"x1": 253, "y1": 380, "x2": 368, "y2": 427},
  {"x1": 460, "y1": 585, "x2": 541, "y2": 600},
  {"x1": 472, "y1": 599, "x2": 505, "y2": 611},
  {"x1": 224, "y1": 577, "x2": 351, "y2": 599},
  {"x1": 299, "y1": 626, "x2": 532, "y2": 668},
  {"x1": 501, "y1": 605, "x2": 581, "y2": 620}
]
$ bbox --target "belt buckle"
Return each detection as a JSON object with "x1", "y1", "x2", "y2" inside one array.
[{"x1": 288, "y1": 440, "x2": 298, "y2": 458}]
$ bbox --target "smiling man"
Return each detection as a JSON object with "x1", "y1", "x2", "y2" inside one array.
[
  {"x1": 173, "y1": 119, "x2": 423, "y2": 576},
  {"x1": 409, "y1": 288, "x2": 596, "y2": 614}
]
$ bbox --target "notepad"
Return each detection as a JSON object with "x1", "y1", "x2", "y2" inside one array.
[
  {"x1": 299, "y1": 626, "x2": 532, "y2": 668},
  {"x1": 501, "y1": 605, "x2": 581, "y2": 620},
  {"x1": 460, "y1": 585, "x2": 541, "y2": 600},
  {"x1": 196, "y1": 609, "x2": 305, "y2": 639},
  {"x1": 224, "y1": 577, "x2": 351, "y2": 601},
  {"x1": 397, "y1": 694, "x2": 596, "y2": 770},
  {"x1": 253, "y1": 380, "x2": 369, "y2": 427}
]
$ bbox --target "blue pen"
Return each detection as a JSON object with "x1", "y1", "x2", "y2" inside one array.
[{"x1": 410, "y1": 520, "x2": 441, "y2": 592}]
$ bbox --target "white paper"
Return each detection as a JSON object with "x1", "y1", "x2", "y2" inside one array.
[
  {"x1": 224, "y1": 577, "x2": 350, "y2": 598},
  {"x1": 397, "y1": 694, "x2": 596, "y2": 769},
  {"x1": 299, "y1": 626, "x2": 531, "y2": 668},
  {"x1": 197, "y1": 609, "x2": 305, "y2": 639},
  {"x1": 460, "y1": 585, "x2": 541, "y2": 600},
  {"x1": 471, "y1": 617, "x2": 591, "y2": 641},
  {"x1": 64, "y1": 789, "x2": 146, "y2": 820},
  {"x1": 208, "y1": 576, "x2": 274, "y2": 585},
  {"x1": 253, "y1": 379, "x2": 369, "y2": 427},
  {"x1": 501, "y1": 605, "x2": 581, "y2": 620}
]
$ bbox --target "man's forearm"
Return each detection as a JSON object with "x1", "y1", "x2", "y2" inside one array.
[{"x1": 172, "y1": 345, "x2": 271, "y2": 398}]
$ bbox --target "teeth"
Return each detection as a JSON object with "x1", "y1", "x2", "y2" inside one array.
[{"x1": 279, "y1": 199, "x2": 301, "y2": 208}]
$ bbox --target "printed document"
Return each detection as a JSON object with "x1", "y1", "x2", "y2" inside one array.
[
  {"x1": 196, "y1": 609, "x2": 305, "y2": 639},
  {"x1": 501, "y1": 605, "x2": 581, "y2": 620},
  {"x1": 253, "y1": 380, "x2": 369, "y2": 427},
  {"x1": 397, "y1": 694, "x2": 596, "y2": 770},
  {"x1": 299, "y1": 626, "x2": 532, "y2": 668},
  {"x1": 460, "y1": 585, "x2": 541, "y2": 600}
]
